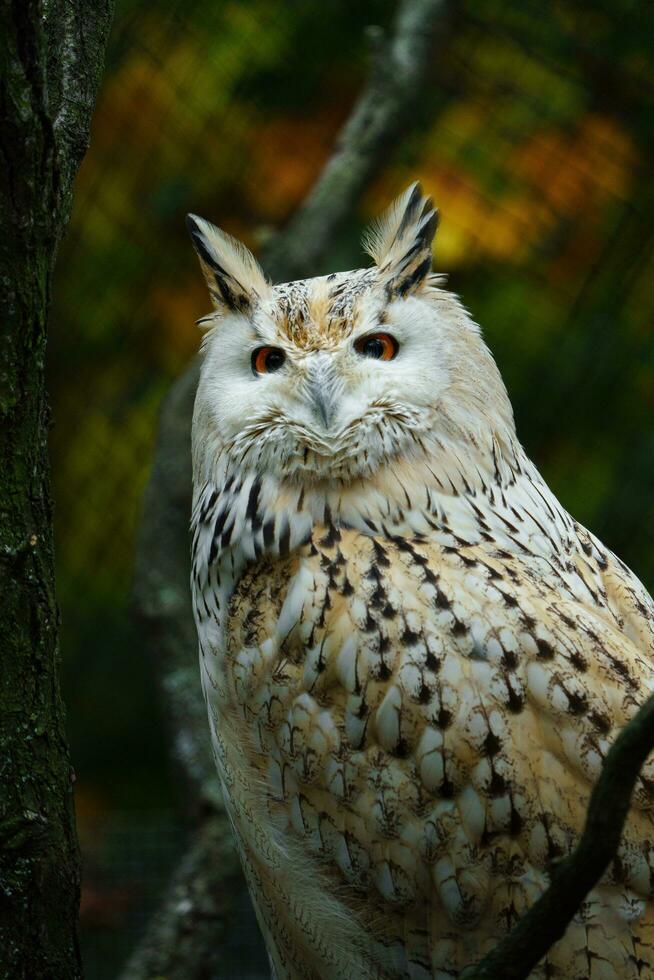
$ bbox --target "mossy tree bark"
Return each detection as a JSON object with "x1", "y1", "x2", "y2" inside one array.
[{"x1": 0, "y1": 2, "x2": 114, "y2": 977}]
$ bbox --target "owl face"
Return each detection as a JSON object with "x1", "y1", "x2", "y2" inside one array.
[{"x1": 189, "y1": 183, "x2": 514, "y2": 485}]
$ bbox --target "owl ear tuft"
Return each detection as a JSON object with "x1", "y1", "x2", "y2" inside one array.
[
  {"x1": 186, "y1": 214, "x2": 270, "y2": 314},
  {"x1": 362, "y1": 182, "x2": 439, "y2": 298}
]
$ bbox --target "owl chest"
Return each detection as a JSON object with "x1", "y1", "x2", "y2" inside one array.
[
  {"x1": 199, "y1": 527, "x2": 626, "y2": 924},
  {"x1": 217, "y1": 529, "x2": 535, "y2": 769}
]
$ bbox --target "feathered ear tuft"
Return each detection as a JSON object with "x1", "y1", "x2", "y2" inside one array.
[
  {"x1": 362, "y1": 181, "x2": 439, "y2": 297},
  {"x1": 186, "y1": 214, "x2": 270, "y2": 314}
]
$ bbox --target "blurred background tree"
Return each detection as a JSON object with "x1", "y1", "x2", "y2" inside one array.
[{"x1": 49, "y1": 0, "x2": 654, "y2": 976}]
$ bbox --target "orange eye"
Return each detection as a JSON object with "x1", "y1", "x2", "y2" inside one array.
[
  {"x1": 252, "y1": 346, "x2": 286, "y2": 375},
  {"x1": 354, "y1": 332, "x2": 398, "y2": 361}
]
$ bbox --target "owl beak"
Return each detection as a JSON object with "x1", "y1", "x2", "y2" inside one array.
[
  {"x1": 312, "y1": 388, "x2": 333, "y2": 429},
  {"x1": 306, "y1": 355, "x2": 338, "y2": 430}
]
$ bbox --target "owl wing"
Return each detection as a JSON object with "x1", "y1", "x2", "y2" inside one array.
[
  {"x1": 578, "y1": 520, "x2": 654, "y2": 662},
  {"x1": 225, "y1": 526, "x2": 654, "y2": 979}
]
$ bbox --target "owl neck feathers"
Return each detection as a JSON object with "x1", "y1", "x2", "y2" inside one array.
[{"x1": 191, "y1": 424, "x2": 572, "y2": 589}]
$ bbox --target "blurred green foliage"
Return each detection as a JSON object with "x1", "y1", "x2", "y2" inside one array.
[{"x1": 49, "y1": 0, "x2": 654, "y2": 974}]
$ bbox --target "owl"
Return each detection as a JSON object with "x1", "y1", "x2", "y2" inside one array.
[{"x1": 187, "y1": 183, "x2": 654, "y2": 979}]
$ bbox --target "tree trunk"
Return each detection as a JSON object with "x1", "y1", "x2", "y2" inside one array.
[{"x1": 0, "y1": 2, "x2": 114, "y2": 977}]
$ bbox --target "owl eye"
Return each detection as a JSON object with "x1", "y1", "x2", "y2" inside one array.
[
  {"x1": 354, "y1": 332, "x2": 398, "y2": 361},
  {"x1": 252, "y1": 346, "x2": 286, "y2": 375}
]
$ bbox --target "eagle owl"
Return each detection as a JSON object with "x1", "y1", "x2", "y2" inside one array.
[{"x1": 187, "y1": 184, "x2": 654, "y2": 979}]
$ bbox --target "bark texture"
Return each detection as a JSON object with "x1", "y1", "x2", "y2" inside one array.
[{"x1": 0, "y1": 2, "x2": 114, "y2": 977}]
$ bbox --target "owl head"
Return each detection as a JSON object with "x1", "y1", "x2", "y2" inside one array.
[{"x1": 188, "y1": 183, "x2": 515, "y2": 486}]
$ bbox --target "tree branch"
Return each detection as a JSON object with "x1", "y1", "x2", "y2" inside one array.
[
  {"x1": 124, "y1": 0, "x2": 450, "y2": 975},
  {"x1": 132, "y1": 360, "x2": 220, "y2": 813},
  {"x1": 261, "y1": 0, "x2": 449, "y2": 282},
  {"x1": 461, "y1": 691, "x2": 654, "y2": 980}
]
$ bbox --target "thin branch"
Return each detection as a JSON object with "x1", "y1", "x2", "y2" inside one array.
[
  {"x1": 461, "y1": 691, "x2": 654, "y2": 980},
  {"x1": 124, "y1": 1, "x2": 451, "y2": 976}
]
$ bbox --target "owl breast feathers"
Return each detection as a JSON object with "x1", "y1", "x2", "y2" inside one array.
[{"x1": 188, "y1": 183, "x2": 654, "y2": 979}]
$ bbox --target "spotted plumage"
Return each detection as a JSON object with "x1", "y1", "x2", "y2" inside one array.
[{"x1": 187, "y1": 183, "x2": 654, "y2": 978}]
